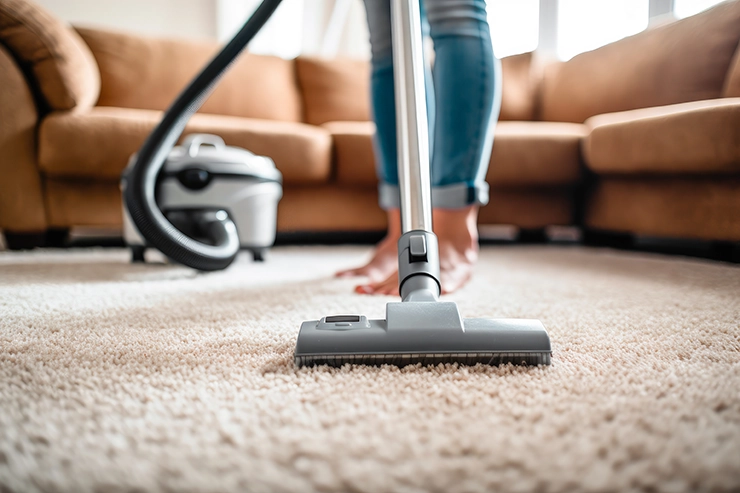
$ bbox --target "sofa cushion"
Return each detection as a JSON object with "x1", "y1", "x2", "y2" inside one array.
[
  {"x1": 541, "y1": 1, "x2": 740, "y2": 123},
  {"x1": 724, "y1": 45, "x2": 740, "y2": 97},
  {"x1": 297, "y1": 53, "x2": 540, "y2": 125},
  {"x1": 296, "y1": 57, "x2": 371, "y2": 126},
  {"x1": 38, "y1": 107, "x2": 332, "y2": 184},
  {"x1": 322, "y1": 121, "x2": 377, "y2": 186},
  {"x1": 0, "y1": 0, "x2": 100, "y2": 110},
  {"x1": 583, "y1": 98, "x2": 740, "y2": 175},
  {"x1": 500, "y1": 52, "x2": 539, "y2": 122},
  {"x1": 323, "y1": 120, "x2": 585, "y2": 188},
  {"x1": 488, "y1": 122, "x2": 585, "y2": 187},
  {"x1": 75, "y1": 28, "x2": 303, "y2": 123}
]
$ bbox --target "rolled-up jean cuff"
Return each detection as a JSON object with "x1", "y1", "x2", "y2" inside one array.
[{"x1": 378, "y1": 182, "x2": 490, "y2": 210}]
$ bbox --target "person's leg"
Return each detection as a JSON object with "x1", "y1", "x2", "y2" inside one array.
[
  {"x1": 356, "y1": 0, "x2": 502, "y2": 295},
  {"x1": 337, "y1": 0, "x2": 435, "y2": 282},
  {"x1": 428, "y1": 0, "x2": 500, "y2": 205}
]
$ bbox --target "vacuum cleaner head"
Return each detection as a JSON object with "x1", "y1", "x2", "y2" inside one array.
[{"x1": 295, "y1": 302, "x2": 551, "y2": 367}]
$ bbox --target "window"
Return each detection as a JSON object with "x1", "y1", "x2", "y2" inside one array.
[
  {"x1": 487, "y1": 0, "x2": 540, "y2": 58},
  {"x1": 673, "y1": 0, "x2": 727, "y2": 18},
  {"x1": 216, "y1": 0, "x2": 304, "y2": 59},
  {"x1": 557, "y1": 0, "x2": 649, "y2": 60}
]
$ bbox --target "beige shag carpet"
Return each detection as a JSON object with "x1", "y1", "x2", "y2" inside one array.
[{"x1": 1, "y1": 246, "x2": 739, "y2": 493}]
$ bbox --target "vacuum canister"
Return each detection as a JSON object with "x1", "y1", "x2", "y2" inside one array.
[{"x1": 122, "y1": 134, "x2": 282, "y2": 263}]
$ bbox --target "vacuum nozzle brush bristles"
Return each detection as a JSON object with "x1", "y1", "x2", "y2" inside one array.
[
  {"x1": 296, "y1": 351, "x2": 551, "y2": 368},
  {"x1": 295, "y1": 308, "x2": 552, "y2": 369}
]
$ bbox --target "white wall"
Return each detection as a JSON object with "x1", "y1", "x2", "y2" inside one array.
[
  {"x1": 34, "y1": 0, "x2": 218, "y2": 40},
  {"x1": 337, "y1": 0, "x2": 371, "y2": 58},
  {"x1": 33, "y1": 0, "x2": 367, "y2": 58},
  {"x1": 300, "y1": 0, "x2": 370, "y2": 59},
  {"x1": 216, "y1": 0, "x2": 306, "y2": 58}
]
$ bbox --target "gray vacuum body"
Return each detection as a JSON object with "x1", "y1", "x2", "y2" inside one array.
[{"x1": 123, "y1": 134, "x2": 282, "y2": 262}]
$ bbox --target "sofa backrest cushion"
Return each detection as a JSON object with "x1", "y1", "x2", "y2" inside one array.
[
  {"x1": 76, "y1": 27, "x2": 303, "y2": 123},
  {"x1": 295, "y1": 52, "x2": 539, "y2": 126},
  {"x1": 0, "y1": 0, "x2": 100, "y2": 111},
  {"x1": 500, "y1": 52, "x2": 539, "y2": 121},
  {"x1": 724, "y1": 45, "x2": 740, "y2": 97},
  {"x1": 296, "y1": 57, "x2": 370, "y2": 126},
  {"x1": 540, "y1": 0, "x2": 740, "y2": 123}
]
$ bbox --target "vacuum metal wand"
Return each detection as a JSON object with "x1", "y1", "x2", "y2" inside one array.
[
  {"x1": 391, "y1": 0, "x2": 433, "y2": 234},
  {"x1": 391, "y1": 0, "x2": 441, "y2": 301}
]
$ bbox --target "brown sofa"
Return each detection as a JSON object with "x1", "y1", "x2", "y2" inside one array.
[{"x1": 1, "y1": 0, "x2": 739, "y2": 249}]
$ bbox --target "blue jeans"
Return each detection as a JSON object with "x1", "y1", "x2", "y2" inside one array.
[{"x1": 362, "y1": 0, "x2": 501, "y2": 209}]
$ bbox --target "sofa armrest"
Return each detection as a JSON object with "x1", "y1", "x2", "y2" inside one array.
[
  {"x1": 0, "y1": 0, "x2": 100, "y2": 111},
  {"x1": 583, "y1": 98, "x2": 740, "y2": 175},
  {"x1": 0, "y1": 44, "x2": 47, "y2": 233}
]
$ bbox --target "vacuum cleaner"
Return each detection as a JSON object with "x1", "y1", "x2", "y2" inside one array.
[
  {"x1": 124, "y1": 0, "x2": 552, "y2": 367},
  {"x1": 122, "y1": 134, "x2": 282, "y2": 263}
]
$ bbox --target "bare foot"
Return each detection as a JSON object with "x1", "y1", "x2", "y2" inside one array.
[
  {"x1": 336, "y1": 209, "x2": 401, "y2": 283},
  {"x1": 355, "y1": 206, "x2": 479, "y2": 296}
]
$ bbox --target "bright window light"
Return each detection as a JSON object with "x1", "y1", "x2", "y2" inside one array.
[
  {"x1": 557, "y1": 0, "x2": 649, "y2": 61},
  {"x1": 674, "y1": 0, "x2": 727, "y2": 18},
  {"x1": 487, "y1": 0, "x2": 539, "y2": 58},
  {"x1": 217, "y1": 0, "x2": 304, "y2": 59}
]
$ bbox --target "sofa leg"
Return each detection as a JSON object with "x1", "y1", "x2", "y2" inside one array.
[
  {"x1": 517, "y1": 228, "x2": 548, "y2": 244},
  {"x1": 711, "y1": 241, "x2": 740, "y2": 263},
  {"x1": 3, "y1": 231, "x2": 47, "y2": 250},
  {"x1": 45, "y1": 228, "x2": 70, "y2": 248},
  {"x1": 582, "y1": 229, "x2": 634, "y2": 249}
]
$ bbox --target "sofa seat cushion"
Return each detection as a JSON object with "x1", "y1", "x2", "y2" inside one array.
[
  {"x1": 322, "y1": 121, "x2": 377, "y2": 186},
  {"x1": 583, "y1": 98, "x2": 740, "y2": 175},
  {"x1": 324, "y1": 121, "x2": 586, "y2": 188},
  {"x1": 0, "y1": 0, "x2": 100, "y2": 111},
  {"x1": 488, "y1": 122, "x2": 586, "y2": 187},
  {"x1": 38, "y1": 107, "x2": 332, "y2": 184}
]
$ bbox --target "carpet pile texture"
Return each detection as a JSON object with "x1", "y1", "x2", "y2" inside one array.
[{"x1": 1, "y1": 246, "x2": 739, "y2": 493}]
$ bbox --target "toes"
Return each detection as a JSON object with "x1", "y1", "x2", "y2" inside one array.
[
  {"x1": 354, "y1": 273, "x2": 399, "y2": 296},
  {"x1": 440, "y1": 268, "x2": 472, "y2": 295},
  {"x1": 374, "y1": 275, "x2": 399, "y2": 296},
  {"x1": 336, "y1": 267, "x2": 367, "y2": 278},
  {"x1": 376, "y1": 285, "x2": 393, "y2": 296},
  {"x1": 336, "y1": 257, "x2": 398, "y2": 281},
  {"x1": 355, "y1": 284, "x2": 375, "y2": 294}
]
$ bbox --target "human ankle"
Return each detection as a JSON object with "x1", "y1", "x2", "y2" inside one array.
[
  {"x1": 385, "y1": 209, "x2": 402, "y2": 238},
  {"x1": 433, "y1": 206, "x2": 479, "y2": 245}
]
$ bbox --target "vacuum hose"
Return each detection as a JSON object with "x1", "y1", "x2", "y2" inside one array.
[{"x1": 123, "y1": 0, "x2": 283, "y2": 271}]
